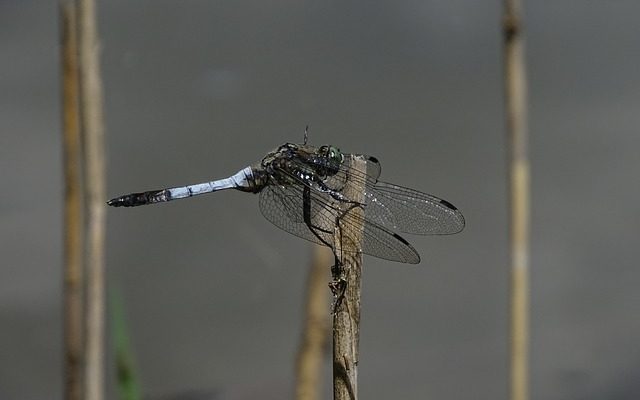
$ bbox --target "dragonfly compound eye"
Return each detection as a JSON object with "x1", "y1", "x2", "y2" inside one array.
[{"x1": 329, "y1": 147, "x2": 344, "y2": 163}]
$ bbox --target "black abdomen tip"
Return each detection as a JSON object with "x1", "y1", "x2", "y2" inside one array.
[
  {"x1": 107, "y1": 190, "x2": 164, "y2": 207},
  {"x1": 107, "y1": 194, "x2": 140, "y2": 207}
]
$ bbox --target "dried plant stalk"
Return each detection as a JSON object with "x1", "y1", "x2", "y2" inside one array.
[
  {"x1": 503, "y1": 1, "x2": 531, "y2": 400},
  {"x1": 331, "y1": 155, "x2": 367, "y2": 400},
  {"x1": 295, "y1": 245, "x2": 332, "y2": 400},
  {"x1": 76, "y1": 0, "x2": 107, "y2": 398},
  {"x1": 60, "y1": 2, "x2": 84, "y2": 399}
]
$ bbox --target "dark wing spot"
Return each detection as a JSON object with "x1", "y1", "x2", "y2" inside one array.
[
  {"x1": 367, "y1": 156, "x2": 379, "y2": 163},
  {"x1": 392, "y1": 232, "x2": 411, "y2": 246},
  {"x1": 439, "y1": 199, "x2": 458, "y2": 211}
]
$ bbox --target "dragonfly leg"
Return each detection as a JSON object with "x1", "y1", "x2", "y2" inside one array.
[
  {"x1": 329, "y1": 251, "x2": 348, "y2": 313},
  {"x1": 329, "y1": 277, "x2": 347, "y2": 313},
  {"x1": 328, "y1": 202, "x2": 364, "y2": 313},
  {"x1": 302, "y1": 185, "x2": 346, "y2": 311},
  {"x1": 316, "y1": 180, "x2": 366, "y2": 208},
  {"x1": 303, "y1": 186, "x2": 334, "y2": 249}
]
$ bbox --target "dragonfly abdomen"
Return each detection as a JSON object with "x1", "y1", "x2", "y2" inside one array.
[
  {"x1": 108, "y1": 167, "x2": 259, "y2": 207},
  {"x1": 107, "y1": 189, "x2": 170, "y2": 207}
]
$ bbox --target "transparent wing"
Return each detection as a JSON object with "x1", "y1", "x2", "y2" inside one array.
[
  {"x1": 258, "y1": 170, "x2": 420, "y2": 264},
  {"x1": 259, "y1": 183, "x2": 330, "y2": 248},
  {"x1": 330, "y1": 154, "x2": 465, "y2": 235},
  {"x1": 364, "y1": 181, "x2": 465, "y2": 235}
]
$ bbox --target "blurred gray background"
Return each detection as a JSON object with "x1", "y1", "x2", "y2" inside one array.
[{"x1": 2, "y1": 1, "x2": 640, "y2": 399}]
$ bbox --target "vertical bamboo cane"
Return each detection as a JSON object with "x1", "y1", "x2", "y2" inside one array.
[
  {"x1": 76, "y1": 0, "x2": 107, "y2": 399},
  {"x1": 61, "y1": 2, "x2": 84, "y2": 399},
  {"x1": 503, "y1": 1, "x2": 531, "y2": 400},
  {"x1": 295, "y1": 245, "x2": 332, "y2": 400},
  {"x1": 331, "y1": 155, "x2": 367, "y2": 400}
]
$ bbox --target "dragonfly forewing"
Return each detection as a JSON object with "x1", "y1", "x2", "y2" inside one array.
[
  {"x1": 323, "y1": 154, "x2": 465, "y2": 235},
  {"x1": 259, "y1": 158, "x2": 421, "y2": 263}
]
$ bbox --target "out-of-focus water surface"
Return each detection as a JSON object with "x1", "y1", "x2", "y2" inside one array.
[{"x1": 1, "y1": 1, "x2": 639, "y2": 399}]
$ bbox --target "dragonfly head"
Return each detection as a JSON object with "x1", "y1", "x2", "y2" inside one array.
[
  {"x1": 318, "y1": 145, "x2": 344, "y2": 164},
  {"x1": 313, "y1": 145, "x2": 344, "y2": 177}
]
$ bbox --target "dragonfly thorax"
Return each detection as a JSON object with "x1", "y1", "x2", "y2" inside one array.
[
  {"x1": 313, "y1": 145, "x2": 344, "y2": 177},
  {"x1": 260, "y1": 143, "x2": 344, "y2": 183}
]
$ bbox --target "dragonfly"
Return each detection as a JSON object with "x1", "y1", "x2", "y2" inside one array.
[{"x1": 108, "y1": 142, "x2": 465, "y2": 264}]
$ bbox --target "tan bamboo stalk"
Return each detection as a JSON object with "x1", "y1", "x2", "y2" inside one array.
[
  {"x1": 503, "y1": 1, "x2": 531, "y2": 400},
  {"x1": 295, "y1": 245, "x2": 332, "y2": 400},
  {"x1": 331, "y1": 155, "x2": 367, "y2": 400},
  {"x1": 60, "y1": 2, "x2": 84, "y2": 399},
  {"x1": 76, "y1": 0, "x2": 107, "y2": 398}
]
